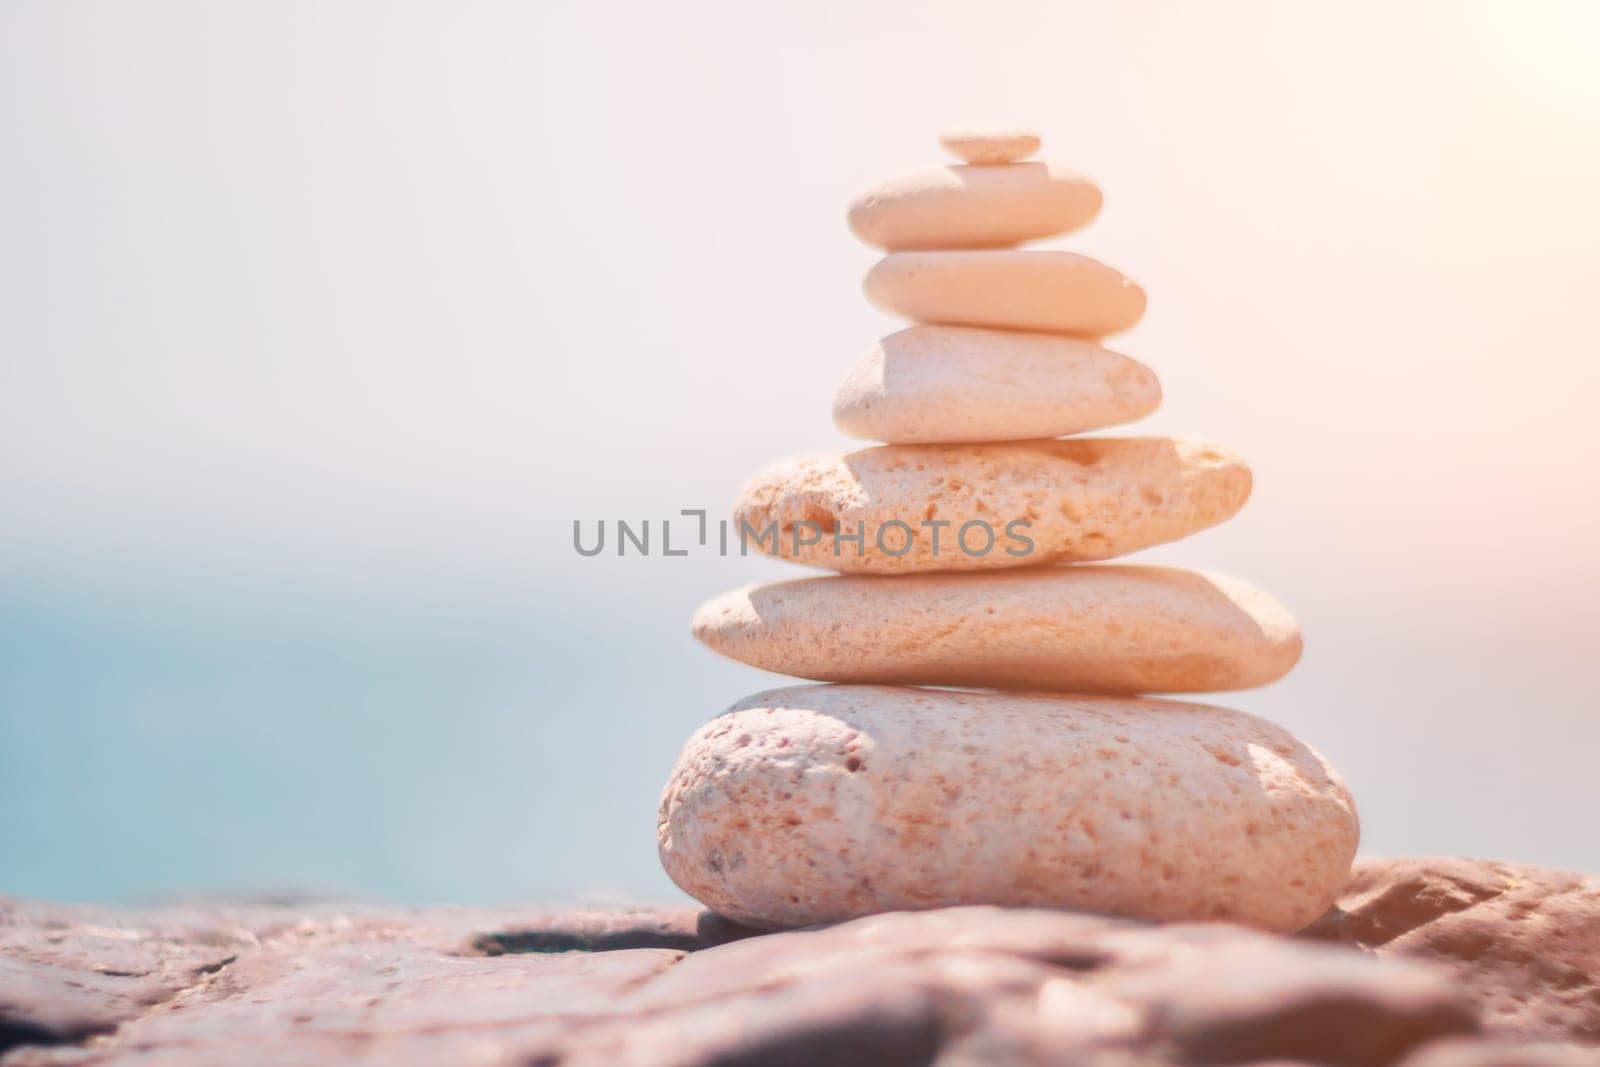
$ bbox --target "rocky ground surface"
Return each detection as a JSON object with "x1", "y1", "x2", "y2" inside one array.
[{"x1": 2, "y1": 857, "x2": 1596, "y2": 1066}]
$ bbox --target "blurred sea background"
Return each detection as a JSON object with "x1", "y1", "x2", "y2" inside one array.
[{"x1": 3, "y1": 0, "x2": 1599, "y2": 904}]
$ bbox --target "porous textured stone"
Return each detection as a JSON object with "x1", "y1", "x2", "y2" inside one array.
[
  {"x1": 1305, "y1": 857, "x2": 1600, "y2": 1045},
  {"x1": 833, "y1": 324, "x2": 1160, "y2": 443},
  {"x1": 847, "y1": 163, "x2": 1101, "y2": 251},
  {"x1": 1, "y1": 897, "x2": 1515, "y2": 1067},
  {"x1": 732, "y1": 437, "x2": 1251, "y2": 574},
  {"x1": 865, "y1": 249, "x2": 1147, "y2": 336},
  {"x1": 693, "y1": 565, "x2": 1302, "y2": 693},
  {"x1": 938, "y1": 128, "x2": 1041, "y2": 164},
  {"x1": 0, "y1": 899, "x2": 254, "y2": 1049},
  {"x1": 1398, "y1": 1039, "x2": 1599, "y2": 1066},
  {"x1": 0, "y1": 898, "x2": 749, "y2": 1055},
  {"x1": 657, "y1": 685, "x2": 1358, "y2": 933}
]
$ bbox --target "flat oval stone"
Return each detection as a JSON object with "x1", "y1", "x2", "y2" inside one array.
[
  {"x1": 847, "y1": 164, "x2": 1101, "y2": 251},
  {"x1": 731, "y1": 437, "x2": 1250, "y2": 574},
  {"x1": 833, "y1": 324, "x2": 1160, "y2": 444},
  {"x1": 657, "y1": 684, "x2": 1358, "y2": 932},
  {"x1": 865, "y1": 250, "x2": 1146, "y2": 337},
  {"x1": 939, "y1": 128, "x2": 1041, "y2": 164},
  {"x1": 692, "y1": 565, "x2": 1301, "y2": 693}
]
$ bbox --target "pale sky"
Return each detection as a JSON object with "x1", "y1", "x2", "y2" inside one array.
[{"x1": 2, "y1": 0, "x2": 1598, "y2": 902}]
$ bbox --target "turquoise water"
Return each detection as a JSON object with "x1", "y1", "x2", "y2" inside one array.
[{"x1": 0, "y1": 563, "x2": 722, "y2": 905}]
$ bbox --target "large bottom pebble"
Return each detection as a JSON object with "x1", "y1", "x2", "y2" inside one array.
[{"x1": 658, "y1": 685, "x2": 1358, "y2": 933}]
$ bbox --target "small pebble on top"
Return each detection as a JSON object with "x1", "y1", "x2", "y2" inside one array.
[{"x1": 938, "y1": 127, "x2": 1041, "y2": 164}]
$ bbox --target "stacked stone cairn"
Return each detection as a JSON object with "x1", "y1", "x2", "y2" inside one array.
[{"x1": 658, "y1": 129, "x2": 1358, "y2": 934}]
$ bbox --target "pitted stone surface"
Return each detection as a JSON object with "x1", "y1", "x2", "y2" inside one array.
[
  {"x1": 731, "y1": 437, "x2": 1251, "y2": 574},
  {"x1": 657, "y1": 685, "x2": 1354, "y2": 932},
  {"x1": 1, "y1": 888, "x2": 1591, "y2": 1065},
  {"x1": 0, "y1": 899, "x2": 1490, "y2": 1066},
  {"x1": 693, "y1": 567, "x2": 1301, "y2": 693},
  {"x1": 0, "y1": 898, "x2": 743, "y2": 1058},
  {"x1": 1305, "y1": 857, "x2": 1600, "y2": 1044}
]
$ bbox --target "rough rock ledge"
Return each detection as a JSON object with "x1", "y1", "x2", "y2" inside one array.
[{"x1": 2, "y1": 857, "x2": 1595, "y2": 1066}]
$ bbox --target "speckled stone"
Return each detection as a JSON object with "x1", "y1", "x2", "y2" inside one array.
[
  {"x1": 657, "y1": 685, "x2": 1360, "y2": 933},
  {"x1": 692, "y1": 565, "x2": 1301, "y2": 694},
  {"x1": 732, "y1": 437, "x2": 1251, "y2": 574}
]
